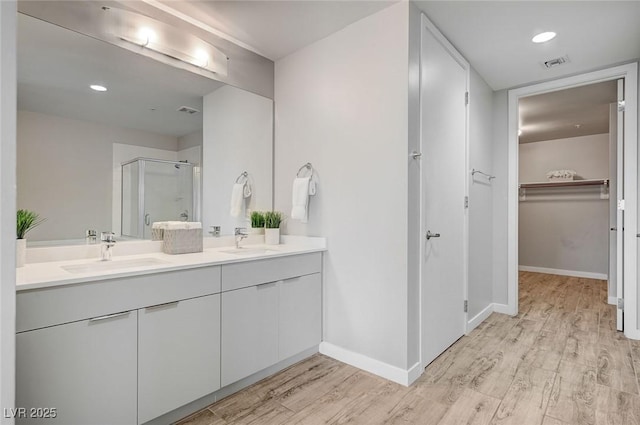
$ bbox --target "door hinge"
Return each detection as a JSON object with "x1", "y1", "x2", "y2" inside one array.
[
  {"x1": 464, "y1": 300, "x2": 468, "y2": 313},
  {"x1": 618, "y1": 199, "x2": 625, "y2": 210},
  {"x1": 465, "y1": 91, "x2": 469, "y2": 105},
  {"x1": 464, "y1": 196, "x2": 469, "y2": 208},
  {"x1": 618, "y1": 100, "x2": 625, "y2": 112},
  {"x1": 617, "y1": 298, "x2": 624, "y2": 310}
]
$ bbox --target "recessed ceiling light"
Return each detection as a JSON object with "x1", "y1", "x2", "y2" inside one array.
[
  {"x1": 90, "y1": 84, "x2": 107, "y2": 92},
  {"x1": 532, "y1": 31, "x2": 557, "y2": 43}
]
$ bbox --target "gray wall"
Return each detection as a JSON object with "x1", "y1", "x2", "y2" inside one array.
[
  {"x1": 178, "y1": 130, "x2": 203, "y2": 151},
  {"x1": 519, "y1": 134, "x2": 610, "y2": 276},
  {"x1": 492, "y1": 89, "x2": 509, "y2": 306},
  {"x1": 274, "y1": 2, "x2": 410, "y2": 370},
  {"x1": 468, "y1": 68, "x2": 495, "y2": 319},
  {"x1": 17, "y1": 110, "x2": 178, "y2": 241},
  {"x1": 202, "y1": 85, "x2": 273, "y2": 236}
]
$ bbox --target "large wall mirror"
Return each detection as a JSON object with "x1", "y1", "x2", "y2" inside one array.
[{"x1": 17, "y1": 11, "x2": 274, "y2": 244}]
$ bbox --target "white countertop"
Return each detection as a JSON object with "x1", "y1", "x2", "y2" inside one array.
[{"x1": 17, "y1": 236, "x2": 326, "y2": 291}]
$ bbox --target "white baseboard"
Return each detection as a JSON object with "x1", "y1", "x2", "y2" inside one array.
[
  {"x1": 519, "y1": 265, "x2": 607, "y2": 280},
  {"x1": 493, "y1": 303, "x2": 513, "y2": 315},
  {"x1": 319, "y1": 342, "x2": 420, "y2": 386},
  {"x1": 625, "y1": 328, "x2": 640, "y2": 341},
  {"x1": 608, "y1": 296, "x2": 618, "y2": 305},
  {"x1": 466, "y1": 303, "x2": 493, "y2": 333}
]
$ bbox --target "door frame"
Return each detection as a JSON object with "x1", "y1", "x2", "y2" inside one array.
[
  {"x1": 419, "y1": 13, "x2": 470, "y2": 369},
  {"x1": 507, "y1": 63, "x2": 640, "y2": 339}
]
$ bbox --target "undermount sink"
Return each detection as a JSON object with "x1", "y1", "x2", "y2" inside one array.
[
  {"x1": 62, "y1": 257, "x2": 169, "y2": 274},
  {"x1": 220, "y1": 247, "x2": 278, "y2": 256}
]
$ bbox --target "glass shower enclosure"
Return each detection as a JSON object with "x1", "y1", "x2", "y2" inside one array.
[{"x1": 121, "y1": 157, "x2": 199, "y2": 239}]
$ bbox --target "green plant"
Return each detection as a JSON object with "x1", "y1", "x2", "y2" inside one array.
[
  {"x1": 250, "y1": 211, "x2": 265, "y2": 228},
  {"x1": 17, "y1": 209, "x2": 45, "y2": 239},
  {"x1": 264, "y1": 211, "x2": 284, "y2": 229}
]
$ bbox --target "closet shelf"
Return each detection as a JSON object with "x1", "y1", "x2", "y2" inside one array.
[{"x1": 519, "y1": 179, "x2": 609, "y2": 189}]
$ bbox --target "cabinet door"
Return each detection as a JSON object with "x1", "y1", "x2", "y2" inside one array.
[
  {"x1": 16, "y1": 311, "x2": 137, "y2": 425},
  {"x1": 221, "y1": 283, "x2": 278, "y2": 387},
  {"x1": 138, "y1": 294, "x2": 221, "y2": 424},
  {"x1": 279, "y1": 274, "x2": 322, "y2": 360}
]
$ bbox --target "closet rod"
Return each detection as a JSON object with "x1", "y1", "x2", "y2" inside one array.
[{"x1": 519, "y1": 179, "x2": 609, "y2": 189}]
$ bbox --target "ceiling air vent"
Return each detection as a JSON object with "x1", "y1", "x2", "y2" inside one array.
[
  {"x1": 543, "y1": 55, "x2": 570, "y2": 69},
  {"x1": 177, "y1": 106, "x2": 200, "y2": 115}
]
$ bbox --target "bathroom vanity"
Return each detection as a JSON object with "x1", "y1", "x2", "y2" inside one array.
[{"x1": 15, "y1": 238, "x2": 325, "y2": 425}]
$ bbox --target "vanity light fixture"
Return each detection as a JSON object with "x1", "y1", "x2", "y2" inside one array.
[
  {"x1": 137, "y1": 27, "x2": 156, "y2": 47},
  {"x1": 90, "y1": 84, "x2": 107, "y2": 92},
  {"x1": 103, "y1": 6, "x2": 228, "y2": 76},
  {"x1": 532, "y1": 31, "x2": 556, "y2": 43}
]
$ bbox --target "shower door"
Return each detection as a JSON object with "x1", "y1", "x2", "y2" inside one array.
[{"x1": 122, "y1": 158, "x2": 196, "y2": 239}]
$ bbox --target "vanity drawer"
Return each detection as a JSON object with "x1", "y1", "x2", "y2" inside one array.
[
  {"x1": 221, "y1": 253, "x2": 322, "y2": 292},
  {"x1": 17, "y1": 266, "x2": 221, "y2": 333}
]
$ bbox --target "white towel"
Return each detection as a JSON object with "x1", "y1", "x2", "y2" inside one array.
[
  {"x1": 153, "y1": 221, "x2": 202, "y2": 230},
  {"x1": 230, "y1": 183, "x2": 244, "y2": 217},
  {"x1": 291, "y1": 177, "x2": 310, "y2": 223}
]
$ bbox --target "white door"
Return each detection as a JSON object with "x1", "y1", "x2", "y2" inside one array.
[{"x1": 420, "y1": 15, "x2": 468, "y2": 367}]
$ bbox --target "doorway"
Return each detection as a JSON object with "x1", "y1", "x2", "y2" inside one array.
[
  {"x1": 507, "y1": 63, "x2": 639, "y2": 339},
  {"x1": 517, "y1": 80, "x2": 619, "y2": 325}
]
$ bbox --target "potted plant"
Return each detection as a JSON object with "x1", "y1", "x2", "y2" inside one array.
[
  {"x1": 250, "y1": 211, "x2": 265, "y2": 234},
  {"x1": 16, "y1": 209, "x2": 44, "y2": 267},
  {"x1": 264, "y1": 211, "x2": 283, "y2": 245}
]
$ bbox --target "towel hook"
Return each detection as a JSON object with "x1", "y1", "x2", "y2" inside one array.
[
  {"x1": 296, "y1": 162, "x2": 313, "y2": 179},
  {"x1": 471, "y1": 168, "x2": 495, "y2": 181},
  {"x1": 235, "y1": 171, "x2": 248, "y2": 184}
]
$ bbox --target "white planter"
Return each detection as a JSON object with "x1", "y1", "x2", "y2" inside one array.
[
  {"x1": 264, "y1": 228, "x2": 280, "y2": 245},
  {"x1": 16, "y1": 238, "x2": 27, "y2": 268},
  {"x1": 250, "y1": 227, "x2": 264, "y2": 235}
]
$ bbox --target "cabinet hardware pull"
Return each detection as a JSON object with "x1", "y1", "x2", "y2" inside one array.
[
  {"x1": 89, "y1": 311, "x2": 130, "y2": 323},
  {"x1": 256, "y1": 281, "x2": 277, "y2": 288},
  {"x1": 146, "y1": 301, "x2": 180, "y2": 311}
]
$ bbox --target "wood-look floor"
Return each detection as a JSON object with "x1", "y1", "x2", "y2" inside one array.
[{"x1": 176, "y1": 272, "x2": 640, "y2": 425}]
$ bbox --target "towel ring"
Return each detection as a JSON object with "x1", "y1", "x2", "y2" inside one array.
[
  {"x1": 235, "y1": 171, "x2": 248, "y2": 184},
  {"x1": 296, "y1": 163, "x2": 313, "y2": 179}
]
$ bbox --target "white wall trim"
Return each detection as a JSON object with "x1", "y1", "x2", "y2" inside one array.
[
  {"x1": 507, "y1": 64, "x2": 639, "y2": 340},
  {"x1": 608, "y1": 296, "x2": 618, "y2": 306},
  {"x1": 466, "y1": 303, "x2": 493, "y2": 333},
  {"x1": 319, "y1": 342, "x2": 420, "y2": 387},
  {"x1": 518, "y1": 266, "x2": 608, "y2": 280},
  {"x1": 1, "y1": 1, "x2": 17, "y2": 420},
  {"x1": 493, "y1": 303, "x2": 512, "y2": 315}
]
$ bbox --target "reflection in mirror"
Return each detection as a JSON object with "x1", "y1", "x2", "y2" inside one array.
[
  {"x1": 121, "y1": 158, "x2": 197, "y2": 239},
  {"x1": 16, "y1": 12, "x2": 273, "y2": 244}
]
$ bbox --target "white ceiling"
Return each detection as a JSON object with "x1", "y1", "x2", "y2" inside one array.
[
  {"x1": 415, "y1": 1, "x2": 640, "y2": 90},
  {"x1": 161, "y1": 1, "x2": 640, "y2": 91},
  {"x1": 519, "y1": 80, "x2": 617, "y2": 144},
  {"x1": 157, "y1": 0, "x2": 396, "y2": 61},
  {"x1": 18, "y1": 13, "x2": 224, "y2": 137}
]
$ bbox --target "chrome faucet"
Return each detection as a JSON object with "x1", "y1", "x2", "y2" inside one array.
[
  {"x1": 100, "y1": 231, "x2": 116, "y2": 261},
  {"x1": 234, "y1": 227, "x2": 248, "y2": 249},
  {"x1": 85, "y1": 229, "x2": 97, "y2": 244}
]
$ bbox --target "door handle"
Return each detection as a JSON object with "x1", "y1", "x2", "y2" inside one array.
[
  {"x1": 426, "y1": 230, "x2": 441, "y2": 240},
  {"x1": 145, "y1": 213, "x2": 150, "y2": 226},
  {"x1": 611, "y1": 227, "x2": 617, "y2": 231}
]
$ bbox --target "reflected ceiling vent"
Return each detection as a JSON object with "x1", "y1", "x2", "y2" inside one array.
[
  {"x1": 542, "y1": 55, "x2": 570, "y2": 69},
  {"x1": 177, "y1": 106, "x2": 200, "y2": 115}
]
